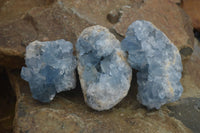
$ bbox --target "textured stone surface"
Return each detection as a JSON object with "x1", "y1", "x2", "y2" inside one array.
[
  {"x1": 167, "y1": 40, "x2": 200, "y2": 133},
  {"x1": 8, "y1": 69, "x2": 192, "y2": 133},
  {"x1": 168, "y1": 39, "x2": 200, "y2": 133},
  {"x1": 5, "y1": 30, "x2": 200, "y2": 133},
  {"x1": 107, "y1": 9, "x2": 121, "y2": 24},
  {"x1": 121, "y1": 20, "x2": 183, "y2": 109},
  {"x1": 1, "y1": 0, "x2": 200, "y2": 132},
  {"x1": 170, "y1": 0, "x2": 182, "y2": 4},
  {"x1": 0, "y1": 0, "x2": 89, "y2": 68},
  {"x1": 0, "y1": 0, "x2": 194, "y2": 68},
  {"x1": 181, "y1": 39, "x2": 200, "y2": 98},
  {"x1": 0, "y1": 0, "x2": 136, "y2": 68},
  {"x1": 168, "y1": 98, "x2": 200, "y2": 133},
  {"x1": 181, "y1": 0, "x2": 200, "y2": 31},
  {"x1": 0, "y1": 0, "x2": 56, "y2": 68},
  {"x1": 21, "y1": 39, "x2": 76, "y2": 102},
  {"x1": 114, "y1": 0, "x2": 194, "y2": 59},
  {"x1": 76, "y1": 25, "x2": 132, "y2": 111}
]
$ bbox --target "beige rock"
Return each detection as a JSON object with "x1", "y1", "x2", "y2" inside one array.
[
  {"x1": 168, "y1": 40, "x2": 200, "y2": 133},
  {"x1": 8, "y1": 40, "x2": 200, "y2": 132},
  {"x1": 181, "y1": 0, "x2": 200, "y2": 31},
  {"x1": 0, "y1": 0, "x2": 55, "y2": 68},
  {"x1": 0, "y1": 1, "x2": 91, "y2": 68},
  {"x1": 1, "y1": 0, "x2": 199, "y2": 132},
  {"x1": 0, "y1": 0, "x2": 195, "y2": 68},
  {"x1": 0, "y1": 0, "x2": 135, "y2": 68},
  {"x1": 7, "y1": 70, "x2": 192, "y2": 133},
  {"x1": 181, "y1": 39, "x2": 200, "y2": 98},
  {"x1": 170, "y1": 0, "x2": 182, "y2": 4},
  {"x1": 7, "y1": 40, "x2": 200, "y2": 133},
  {"x1": 167, "y1": 39, "x2": 200, "y2": 132}
]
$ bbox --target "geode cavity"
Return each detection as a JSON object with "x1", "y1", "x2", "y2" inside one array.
[
  {"x1": 121, "y1": 20, "x2": 183, "y2": 109},
  {"x1": 21, "y1": 39, "x2": 77, "y2": 102},
  {"x1": 76, "y1": 25, "x2": 132, "y2": 111}
]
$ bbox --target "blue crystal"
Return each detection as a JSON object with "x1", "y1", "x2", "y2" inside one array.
[
  {"x1": 121, "y1": 20, "x2": 183, "y2": 109},
  {"x1": 76, "y1": 25, "x2": 132, "y2": 111},
  {"x1": 21, "y1": 39, "x2": 77, "y2": 102}
]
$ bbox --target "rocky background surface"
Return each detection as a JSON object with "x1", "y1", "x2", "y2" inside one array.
[{"x1": 0, "y1": 0, "x2": 200, "y2": 133}]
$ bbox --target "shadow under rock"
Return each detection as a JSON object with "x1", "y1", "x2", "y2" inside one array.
[{"x1": 0, "y1": 67, "x2": 16, "y2": 133}]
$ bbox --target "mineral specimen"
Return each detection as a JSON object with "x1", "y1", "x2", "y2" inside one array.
[
  {"x1": 121, "y1": 20, "x2": 183, "y2": 109},
  {"x1": 76, "y1": 25, "x2": 132, "y2": 111},
  {"x1": 21, "y1": 39, "x2": 77, "y2": 102}
]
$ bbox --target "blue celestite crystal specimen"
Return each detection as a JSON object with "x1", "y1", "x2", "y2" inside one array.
[
  {"x1": 76, "y1": 25, "x2": 132, "y2": 111},
  {"x1": 121, "y1": 20, "x2": 183, "y2": 109},
  {"x1": 21, "y1": 39, "x2": 77, "y2": 102}
]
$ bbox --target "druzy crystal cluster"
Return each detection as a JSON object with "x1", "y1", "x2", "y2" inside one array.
[
  {"x1": 21, "y1": 21, "x2": 183, "y2": 110},
  {"x1": 21, "y1": 39, "x2": 77, "y2": 102},
  {"x1": 76, "y1": 25, "x2": 132, "y2": 111},
  {"x1": 121, "y1": 20, "x2": 183, "y2": 109}
]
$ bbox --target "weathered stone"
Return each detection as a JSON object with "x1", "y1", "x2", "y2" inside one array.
[
  {"x1": 168, "y1": 97, "x2": 200, "y2": 133},
  {"x1": 114, "y1": 0, "x2": 194, "y2": 59},
  {"x1": 0, "y1": 1, "x2": 90, "y2": 68},
  {"x1": 0, "y1": 0, "x2": 136, "y2": 68},
  {"x1": 167, "y1": 39, "x2": 200, "y2": 133},
  {"x1": 57, "y1": 0, "x2": 136, "y2": 27},
  {"x1": 170, "y1": 0, "x2": 182, "y2": 5},
  {"x1": 121, "y1": 20, "x2": 183, "y2": 109},
  {"x1": 76, "y1": 25, "x2": 132, "y2": 111},
  {"x1": 181, "y1": 39, "x2": 200, "y2": 98},
  {"x1": 5, "y1": 30, "x2": 200, "y2": 133},
  {"x1": 181, "y1": 0, "x2": 200, "y2": 31},
  {"x1": 21, "y1": 40, "x2": 77, "y2": 102},
  {"x1": 163, "y1": 39, "x2": 200, "y2": 133},
  {"x1": 0, "y1": 0, "x2": 195, "y2": 68},
  {"x1": 0, "y1": 0, "x2": 56, "y2": 68},
  {"x1": 107, "y1": 9, "x2": 121, "y2": 24},
  {"x1": 8, "y1": 69, "x2": 192, "y2": 133},
  {"x1": 0, "y1": 0, "x2": 199, "y2": 132}
]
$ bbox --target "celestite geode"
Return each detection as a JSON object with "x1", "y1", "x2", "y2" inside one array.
[
  {"x1": 76, "y1": 25, "x2": 132, "y2": 111},
  {"x1": 121, "y1": 20, "x2": 183, "y2": 109},
  {"x1": 21, "y1": 39, "x2": 77, "y2": 102}
]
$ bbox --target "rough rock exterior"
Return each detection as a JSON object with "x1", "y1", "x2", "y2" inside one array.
[
  {"x1": 8, "y1": 70, "x2": 193, "y2": 133},
  {"x1": 76, "y1": 25, "x2": 132, "y2": 111},
  {"x1": 0, "y1": 0, "x2": 194, "y2": 68},
  {"x1": 181, "y1": 0, "x2": 200, "y2": 31},
  {"x1": 21, "y1": 39, "x2": 77, "y2": 102},
  {"x1": 0, "y1": 0, "x2": 134, "y2": 68},
  {"x1": 121, "y1": 20, "x2": 183, "y2": 109}
]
